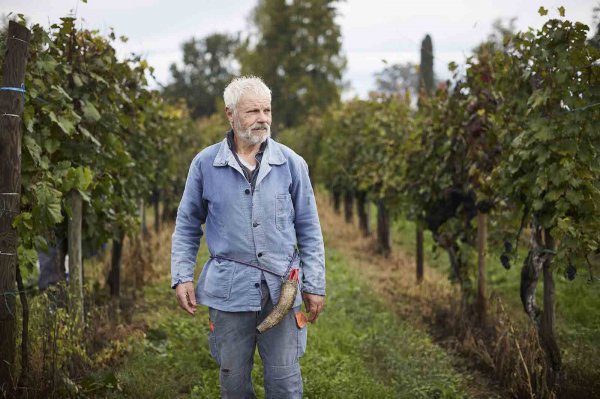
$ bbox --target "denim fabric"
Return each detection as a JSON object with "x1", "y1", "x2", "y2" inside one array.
[
  {"x1": 208, "y1": 281, "x2": 307, "y2": 399},
  {"x1": 171, "y1": 135, "x2": 326, "y2": 312}
]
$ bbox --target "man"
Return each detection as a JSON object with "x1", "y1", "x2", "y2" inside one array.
[{"x1": 171, "y1": 76, "x2": 325, "y2": 398}]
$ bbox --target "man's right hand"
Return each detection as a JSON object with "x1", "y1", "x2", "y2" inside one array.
[{"x1": 175, "y1": 282, "x2": 197, "y2": 316}]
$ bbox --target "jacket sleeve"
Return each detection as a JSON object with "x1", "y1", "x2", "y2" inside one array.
[
  {"x1": 291, "y1": 158, "x2": 326, "y2": 296},
  {"x1": 170, "y1": 155, "x2": 207, "y2": 288}
]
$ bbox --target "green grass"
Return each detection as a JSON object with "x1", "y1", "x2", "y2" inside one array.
[{"x1": 91, "y1": 244, "x2": 470, "y2": 398}]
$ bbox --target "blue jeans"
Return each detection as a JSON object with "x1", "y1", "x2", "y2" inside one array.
[{"x1": 208, "y1": 281, "x2": 307, "y2": 398}]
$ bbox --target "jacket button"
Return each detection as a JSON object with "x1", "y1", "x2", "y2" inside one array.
[
  {"x1": 244, "y1": 188, "x2": 250, "y2": 194},
  {"x1": 254, "y1": 282, "x2": 260, "y2": 288},
  {"x1": 257, "y1": 252, "x2": 263, "y2": 257},
  {"x1": 253, "y1": 221, "x2": 259, "y2": 227}
]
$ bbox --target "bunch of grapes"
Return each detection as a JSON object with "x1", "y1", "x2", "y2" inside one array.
[
  {"x1": 500, "y1": 240, "x2": 513, "y2": 270},
  {"x1": 565, "y1": 264, "x2": 577, "y2": 281}
]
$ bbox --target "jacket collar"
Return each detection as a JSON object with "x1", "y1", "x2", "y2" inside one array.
[{"x1": 213, "y1": 131, "x2": 286, "y2": 167}]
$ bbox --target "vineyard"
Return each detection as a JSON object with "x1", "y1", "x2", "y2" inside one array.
[{"x1": 1, "y1": 2, "x2": 599, "y2": 399}]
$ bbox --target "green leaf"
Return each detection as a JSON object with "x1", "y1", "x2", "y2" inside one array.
[
  {"x1": 23, "y1": 136, "x2": 42, "y2": 165},
  {"x1": 73, "y1": 73, "x2": 84, "y2": 87},
  {"x1": 51, "y1": 84, "x2": 72, "y2": 101},
  {"x1": 13, "y1": 212, "x2": 33, "y2": 230},
  {"x1": 532, "y1": 198, "x2": 544, "y2": 211},
  {"x1": 79, "y1": 127, "x2": 101, "y2": 147},
  {"x1": 33, "y1": 235, "x2": 48, "y2": 251},
  {"x1": 533, "y1": 126, "x2": 552, "y2": 142},
  {"x1": 39, "y1": 59, "x2": 58, "y2": 73},
  {"x1": 56, "y1": 117, "x2": 76, "y2": 135},
  {"x1": 64, "y1": 167, "x2": 94, "y2": 193},
  {"x1": 545, "y1": 190, "x2": 562, "y2": 202},
  {"x1": 527, "y1": 89, "x2": 549, "y2": 110},
  {"x1": 33, "y1": 184, "x2": 63, "y2": 225},
  {"x1": 82, "y1": 101, "x2": 101, "y2": 122},
  {"x1": 538, "y1": 6, "x2": 548, "y2": 16},
  {"x1": 18, "y1": 246, "x2": 39, "y2": 269},
  {"x1": 558, "y1": 6, "x2": 565, "y2": 17},
  {"x1": 44, "y1": 138, "x2": 61, "y2": 155},
  {"x1": 565, "y1": 190, "x2": 582, "y2": 206}
]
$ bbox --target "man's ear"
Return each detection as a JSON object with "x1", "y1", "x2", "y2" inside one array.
[{"x1": 225, "y1": 107, "x2": 234, "y2": 125}]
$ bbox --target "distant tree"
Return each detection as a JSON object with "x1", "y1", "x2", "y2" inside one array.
[
  {"x1": 164, "y1": 33, "x2": 239, "y2": 119},
  {"x1": 419, "y1": 34, "x2": 434, "y2": 96},
  {"x1": 590, "y1": 3, "x2": 600, "y2": 50},
  {"x1": 486, "y1": 18, "x2": 517, "y2": 47},
  {"x1": 239, "y1": 0, "x2": 346, "y2": 129},
  {"x1": 373, "y1": 62, "x2": 419, "y2": 98}
]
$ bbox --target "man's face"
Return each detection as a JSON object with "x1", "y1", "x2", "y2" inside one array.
[{"x1": 227, "y1": 94, "x2": 272, "y2": 145}]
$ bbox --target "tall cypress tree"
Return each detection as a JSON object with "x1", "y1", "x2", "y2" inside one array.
[
  {"x1": 239, "y1": 0, "x2": 346, "y2": 130},
  {"x1": 419, "y1": 34, "x2": 434, "y2": 96},
  {"x1": 590, "y1": 4, "x2": 600, "y2": 50}
]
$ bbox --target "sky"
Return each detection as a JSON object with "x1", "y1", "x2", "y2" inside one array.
[{"x1": 1, "y1": 0, "x2": 596, "y2": 98}]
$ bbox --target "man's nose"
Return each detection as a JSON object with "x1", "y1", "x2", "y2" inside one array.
[{"x1": 257, "y1": 111, "x2": 270, "y2": 123}]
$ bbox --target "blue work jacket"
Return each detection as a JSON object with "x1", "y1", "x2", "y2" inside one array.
[{"x1": 170, "y1": 135, "x2": 326, "y2": 312}]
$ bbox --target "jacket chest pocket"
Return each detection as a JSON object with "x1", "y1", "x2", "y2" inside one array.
[{"x1": 275, "y1": 193, "x2": 294, "y2": 231}]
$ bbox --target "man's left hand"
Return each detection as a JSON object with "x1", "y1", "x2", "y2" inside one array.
[{"x1": 302, "y1": 293, "x2": 325, "y2": 323}]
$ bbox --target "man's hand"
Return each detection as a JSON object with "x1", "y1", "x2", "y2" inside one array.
[
  {"x1": 175, "y1": 282, "x2": 197, "y2": 316},
  {"x1": 302, "y1": 292, "x2": 325, "y2": 323}
]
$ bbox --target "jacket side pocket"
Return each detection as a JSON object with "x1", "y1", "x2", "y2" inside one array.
[{"x1": 204, "y1": 260, "x2": 235, "y2": 299}]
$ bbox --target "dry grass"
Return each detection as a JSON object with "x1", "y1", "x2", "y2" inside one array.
[
  {"x1": 120, "y1": 223, "x2": 174, "y2": 289},
  {"x1": 8, "y1": 219, "x2": 176, "y2": 398}
]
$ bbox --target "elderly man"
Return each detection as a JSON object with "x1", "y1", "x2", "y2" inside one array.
[{"x1": 171, "y1": 76, "x2": 325, "y2": 398}]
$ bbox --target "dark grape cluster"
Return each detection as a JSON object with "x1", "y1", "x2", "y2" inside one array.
[
  {"x1": 565, "y1": 264, "x2": 577, "y2": 281},
  {"x1": 500, "y1": 254, "x2": 511, "y2": 270},
  {"x1": 500, "y1": 240, "x2": 513, "y2": 270},
  {"x1": 425, "y1": 187, "x2": 477, "y2": 234}
]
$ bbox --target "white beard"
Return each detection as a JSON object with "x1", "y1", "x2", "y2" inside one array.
[{"x1": 237, "y1": 122, "x2": 271, "y2": 145}]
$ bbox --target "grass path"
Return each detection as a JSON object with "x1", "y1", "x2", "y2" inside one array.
[{"x1": 92, "y1": 195, "x2": 499, "y2": 398}]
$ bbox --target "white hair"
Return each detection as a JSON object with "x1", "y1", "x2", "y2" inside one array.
[{"x1": 223, "y1": 76, "x2": 271, "y2": 112}]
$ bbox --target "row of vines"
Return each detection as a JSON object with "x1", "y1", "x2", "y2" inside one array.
[
  {"x1": 0, "y1": 16, "x2": 213, "y2": 396},
  {"x1": 280, "y1": 8, "x2": 599, "y2": 397}
]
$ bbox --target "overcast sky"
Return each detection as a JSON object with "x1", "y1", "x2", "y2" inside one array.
[{"x1": 1, "y1": 0, "x2": 596, "y2": 98}]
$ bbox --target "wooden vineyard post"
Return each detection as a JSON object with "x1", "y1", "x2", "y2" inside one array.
[
  {"x1": 343, "y1": 190, "x2": 353, "y2": 223},
  {"x1": 0, "y1": 21, "x2": 31, "y2": 390},
  {"x1": 356, "y1": 191, "x2": 370, "y2": 236},
  {"x1": 416, "y1": 225, "x2": 424, "y2": 283},
  {"x1": 376, "y1": 200, "x2": 391, "y2": 256},
  {"x1": 153, "y1": 187, "x2": 160, "y2": 234},
  {"x1": 477, "y1": 211, "x2": 487, "y2": 320},
  {"x1": 68, "y1": 190, "x2": 84, "y2": 324},
  {"x1": 541, "y1": 229, "x2": 561, "y2": 385},
  {"x1": 332, "y1": 190, "x2": 341, "y2": 214},
  {"x1": 134, "y1": 198, "x2": 146, "y2": 297},
  {"x1": 140, "y1": 198, "x2": 148, "y2": 241}
]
